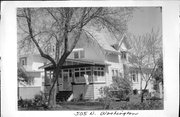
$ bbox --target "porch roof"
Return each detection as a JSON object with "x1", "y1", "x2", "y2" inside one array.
[{"x1": 39, "y1": 58, "x2": 109, "y2": 70}]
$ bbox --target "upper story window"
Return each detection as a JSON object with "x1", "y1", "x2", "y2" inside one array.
[
  {"x1": 73, "y1": 50, "x2": 85, "y2": 59},
  {"x1": 121, "y1": 51, "x2": 127, "y2": 60},
  {"x1": 20, "y1": 57, "x2": 27, "y2": 66},
  {"x1": 130, "y1": 71, "x2": 138, "y2": 83},
  {"x1": 112, "y1": 69, "x2": 122, "y2": 77},
  {"x1": 74, "y1": 51, "x2": 79, "y2": 59}
]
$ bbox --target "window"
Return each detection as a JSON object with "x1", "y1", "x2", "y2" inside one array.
[
  {"x1": 121, "y1": 51, "x2": 127, "y2": 60},
  {"x1": 112, "y1": 68, "x2": 121, "y2": 77},
  {"x1": 131, "y1": 71, "x2": 138, "y2": 83},
  {"x1": 74, "y1": 50, "x2": 85, "y2": 59},
  {"x1": 74, "y1": 51, "x2": 79, "y2": 59},
  {"x1": 75, "y1": 72, "x2": 80, "y2": 77},
  {"x1": 20, "y1": 57, "x2": 27, "y2": 66},
  {"x1": 93, "y1": 67, "x2": 104, "y2": 76},
  {"x1": 80, "y1": 71, "x2": 85, "y2": 76},
  {"x1": 86, "y1": 67, "x2": 91, "y2": 76},
  {"x1": 80, "y1": 50, "x2": 85, "y2": 58},
  {"x1": 74, "y1": 67, "x2": 92, "y2": 78},
  {"x1": 86, "y1": 71, "x2": 91, "y2": 76}
]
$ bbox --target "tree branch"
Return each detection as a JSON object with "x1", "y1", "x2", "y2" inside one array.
[{"x1": 25, "y1": 8, "x2": 56, "y2": 67}]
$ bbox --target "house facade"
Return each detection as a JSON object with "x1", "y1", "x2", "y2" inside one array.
[
  {"x1": 18, "y1": 30, "x2": 155, "y2": 100},
  {"x1": 40, "y1": 30, "x2": 155, "y2": 101}
]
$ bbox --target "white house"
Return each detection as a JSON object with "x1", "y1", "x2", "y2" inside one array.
[
  {"x1": 18, "y1": 54, "x2": 48, "y2": 99},
  {"x1": 18, "y1": 29, "x2": 155, "y2": 100},
  {"x1": 39, "y1": 29, "x2": 155, "y2": 101}
]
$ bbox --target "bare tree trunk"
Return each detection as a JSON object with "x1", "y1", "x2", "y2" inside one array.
[
  {"x1": 48, "y1": 69, "x2": 58, "y2": 107},
  {"x1": 48, "y1": 82, "x2": 57, "y2": 107},
  {"x1": 141, "y1": 91, "x2": 144, "y2": 103},
  {"x1": 140, "y1": 76, "x2": 143, "y2": 102}
]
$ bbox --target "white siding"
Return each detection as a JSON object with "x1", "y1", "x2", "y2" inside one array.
[
  {"x1": 67, "y1": 34, "x2": 105, "y2": 62},
  {"x1": 73, "y1": 84, "x2": 94, "y2": 100},
  {"x1": 84, "y1": 85, "x2": 94, "y2": 100},
  {"x1": 132, "y1": 73, "x2": 154, "y2": 93},
  {"x1": 93, "y1": 83, "x2": 106, "y2": 99},
  {"x1": 73, "y1": 85, "x2": 85, "y2": 99},
  {"x1": 18, "y1": 87, "x2": 41, "y2": 99}
]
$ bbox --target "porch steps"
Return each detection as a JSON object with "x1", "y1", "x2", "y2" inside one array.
[{"x1": 56, "y1": 91, "x2": 73, "y2": 102}]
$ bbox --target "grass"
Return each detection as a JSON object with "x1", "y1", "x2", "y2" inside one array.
[
  {"x1": 18, "y1": 95, "x2": 163, "y2": 110},
  {"x1": 56, "y1": 98, "x2": 163, "y2": 110},
  {"x1": 58, "y1": 101, "x2": 104, "y2": 110}
]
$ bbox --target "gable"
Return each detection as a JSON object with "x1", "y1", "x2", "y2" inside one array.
[
  {"x1": 114, "y1": 34, "x2": 131, "y2": 52},
  {"x1": 68, "y1": 32, "x2": 105, "y2": 62}
]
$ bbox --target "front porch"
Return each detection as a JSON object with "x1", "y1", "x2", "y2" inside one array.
[{"x1": 41, "y1": 58, "x2": 108, "y2": 101}]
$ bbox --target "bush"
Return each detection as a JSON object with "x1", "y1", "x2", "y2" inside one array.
[
  {"x1": 99, "y1": 76, "x2": 133, "y2": 109},
  {"x1": 18, "y1": 94, "x2": 48, "y2": 110},
  {"x1": 109, "y1": 100, "x2": 163, "y2": 110},
  {"x1": 99, "y1": 76, "x2": 132, "y2": 101},
  {"x1": 133, "y1": 89, "x2": 138, "y2": 95}
]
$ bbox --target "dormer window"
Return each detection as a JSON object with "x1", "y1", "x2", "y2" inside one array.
[
  {"x1": 121, "y1": 51, "x2": 127, "y2": 60},
  {"x1": 20, "y1": 57, "x2": 27, "y2": 66},
  {"x1": 74, "y1": 51, "x2": 79, "y2": 59},
  {"x1": 73, "y1": 49, "x2": 85, "y2": 59}
]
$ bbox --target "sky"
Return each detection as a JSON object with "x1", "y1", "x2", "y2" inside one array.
[{"x1": 127, "y1": 7, "x2": 162, "y2": 36}]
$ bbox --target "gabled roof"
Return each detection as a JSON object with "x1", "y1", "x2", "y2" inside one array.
[
  {"x1": 84, "y1": 27, "x2": 121, "y2": 54},
  {"x1": 111, "y1": 34, "x2": 131, "y2": 51}
]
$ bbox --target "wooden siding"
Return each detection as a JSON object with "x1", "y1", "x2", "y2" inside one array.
[
  {"x1": 84, "y1": 85, "x2": 94, "y2": 100},
  {"x1": 72, "y1": 84, "x2": 94, "y2": 100},
  {"x1": 18, "y1": 86, "x2": 41, "y2": 99},
  {"x1": 93, "y1": 83, "x2": 106, "y2": 99}
]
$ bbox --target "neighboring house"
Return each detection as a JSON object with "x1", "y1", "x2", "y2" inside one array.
[
  {"x1": 18, "y1": 54, "x2": 48, "y2": 99},
  {"x1": 127, "y1": 66, "x2": 154, "y2": 94}
]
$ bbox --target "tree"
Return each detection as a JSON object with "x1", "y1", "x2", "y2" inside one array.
[
  {"x1": 18, "y1": 62, "x2": 34, "y2": 84},
  {"x1": 153, "y1": 56, "x2": 163, "y2": 95},
  {"x1": 128, "y1": 29, "x2": 162, "y2": 102},
  {"x1": 17, "y1": 7, "x2": 133, "y2": 107}
]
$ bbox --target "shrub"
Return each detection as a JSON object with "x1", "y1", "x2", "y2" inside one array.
[
  {"x1": 133, "y1": 89, "x2": 138, "y2": 95},
  {"x1": 99, "y1": 76, "x2": 133, "y2": 109},
  {"x1": 18, "y1": 94, "x2": 48, "y2": 110},
  {"x1": 109, "y1": 100, "x2": 163, "y2": 110},
  {"x1": 99, "y1": 76, "x2": 133, "y2": 101}
]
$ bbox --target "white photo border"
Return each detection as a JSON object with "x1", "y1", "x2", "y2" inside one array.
[{"x1": 1, "y1": 1, "x2": 179, "y2": 117}]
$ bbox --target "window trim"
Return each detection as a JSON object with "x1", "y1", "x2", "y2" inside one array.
[
  {"x1": 121, "y1": 51, "x2": 127, "y2": 60},
  {"x1": 131, "y1": 71, "x2": 138, "y2": 83},
  {"x1": 93, "y1": 67, "x2": 105, "y2": 77},
  {"x1": 73, "y1": 50, "x2": 85, "y2": 59},
  {"x1": 112, "y1": 68, "x2": 121, "y2": 77},
  {"x1": 20, "y1": 57, "x2": 27, "y2": 66}
]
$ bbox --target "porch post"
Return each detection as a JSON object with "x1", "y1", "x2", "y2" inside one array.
[
  {"x1": 91, "y1": 66, "x2": 94, "y2": 83},
  {"x1": 91, "y1": 66, "x2": 95, "y2": 100}
]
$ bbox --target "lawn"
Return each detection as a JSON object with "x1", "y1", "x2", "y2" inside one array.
[
  {"x1": 56, "y1": 99, "x2": 163, "y2": 110},
  {"x1": 18, "y1": 95, "x2": 163, "y2": 110},
  {"x1": 58, "y1": 101, "x2": 104, "y2": 110}
]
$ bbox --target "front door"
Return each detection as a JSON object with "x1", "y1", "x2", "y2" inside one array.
[{"x1": 63, "y1": 72, "x2": 69, "y2": 91}]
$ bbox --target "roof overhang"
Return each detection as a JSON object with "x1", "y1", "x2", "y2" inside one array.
[
  {"x1": 39, "y1": 58, "x2": 110, "y2": 70},
  {"x1": 105, "y1": 49, "x2": 121, "y2": 55}
]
